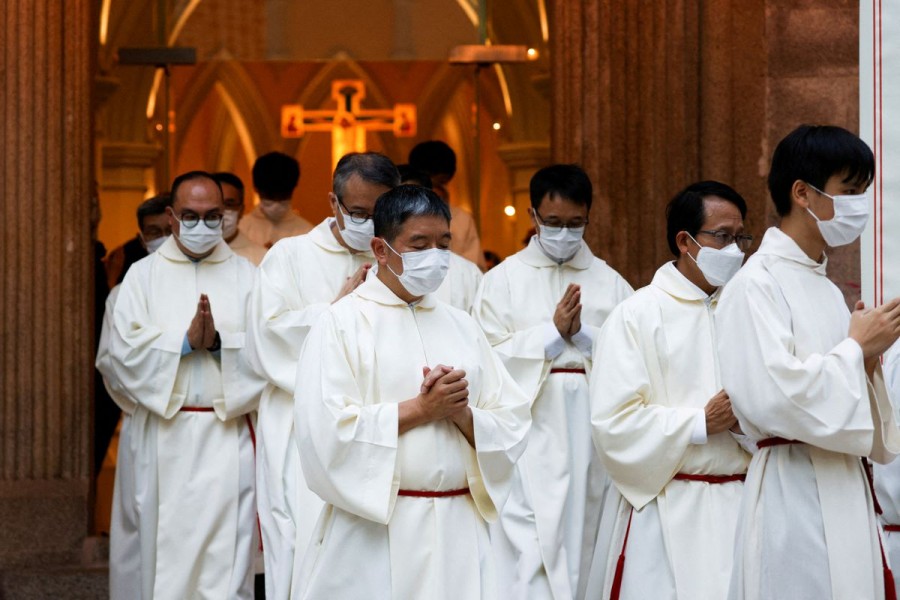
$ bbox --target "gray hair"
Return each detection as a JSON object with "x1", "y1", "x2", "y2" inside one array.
[
  {"x1": 373, "y1": 184, "x2": 451, "y2": 242},
  {"x1": 332, "y1": 152, "x2": 400, "y2": 198}
]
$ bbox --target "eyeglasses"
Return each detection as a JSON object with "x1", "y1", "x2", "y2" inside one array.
[
  {"x1": 533, "y1": 209, "x2": 588, "y2": 234},
  {"x1": 697, "y1": 230, "x2": 754, "y2": 250},
  {"x1": 337, "y1": 198, "x2": 373, "y2": 225},
  {"x1": 174, "y1": 211, "x2": 222, "y2": 229}
]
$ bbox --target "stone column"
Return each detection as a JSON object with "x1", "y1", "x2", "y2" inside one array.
[
  {"x1": 0, "y1": 0, "x2": 94, "y2": 568},
  {"x1": 550, "y1": 0, "x2": 768, "y2": 287},
  {"x1": 497, "y1": 141, "x2": 551, "y2": 245}
]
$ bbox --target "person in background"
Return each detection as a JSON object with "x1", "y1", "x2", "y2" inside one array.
[
  {"x1": 409, "y1": 141, "x2": 484, "y2": 268},
  {"x1": 213, "y1": 171, "x2": 267, "y2": 266},
  {"x1": 103, "y1": 194, "x2": 172, "y2": 289},
  {"x1": 239, "y1": 151, "x2": 312, "y2": 248}
]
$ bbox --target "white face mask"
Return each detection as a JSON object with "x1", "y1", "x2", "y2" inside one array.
[
  {"x1": 806, "y1": 184, "x2": 869, "y2": 247},
  {"x1": 537, "y1": 225, "x2": 584, "y2": 263},
  {"x1": 687, "y1": 234, "x2": 745, "y2": 287},
  {"x1": 259, "y1": 199, "x2": 291, "y2": 223},
  {"x1": 143, "y1": 234, "x2": 168, "y2": 254},
  {"x1": 175, "y1": 218, "x2": 222, "y2": 255},
  {"x1": 384, "y1": 240, "x2": 450, "y2": 297},
  {"x1": 339, "y1": 216, "x2": 375, "y2": 252},
  {"x1": 222, "y1": 209, "x2": 240, "y2": 239}
]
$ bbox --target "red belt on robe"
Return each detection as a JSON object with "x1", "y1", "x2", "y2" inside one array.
[
  {"x1": 549, "y1": 368, "x2": 586, "y2": 374},
  {"x1": 178, "y1": 406, "x2": 263, "y2": 552},
  {"x1": 754, "y1": 437, "x2": 897, "y2": 600},
  {"x1": 398, "y1": 488, "x2": 470, "y2": 498},
  {"x1": 672, "y1": 472, "x2": 746, "y2": 484},
  {"x1": 609, "y1": 472, "x2": 746, "y2": 600},
  {"x1": 885, "y1": 525, "x2": 900, "y2": 533}
]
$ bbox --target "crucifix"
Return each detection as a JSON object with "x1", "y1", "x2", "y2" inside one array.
[{"x1": 281, "y1": 80, "x2": 417, "y2": 168}]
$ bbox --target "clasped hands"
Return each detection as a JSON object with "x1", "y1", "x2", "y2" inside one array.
[{"x1": 187, "y1": 293, "x2": 219, "y2": 351}]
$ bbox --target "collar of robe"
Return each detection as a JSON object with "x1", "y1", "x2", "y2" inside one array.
[
  {"x1": 158, "y1": 235, "x2": 233, "y2": 264},
  {"x1": 355, "y1": 273, "x2": 438, "y2": 309},
  {"x1": 653, "y1": 261, "x2": 720, "y2": 303},
  {"x1": 757, "y1": 226, "x2": 828, "y2": 276},
  {"x1": 313, "y1": 217, "x2": 375, "y2": 257},
  {"x1": 518, "y1": 236, "x2": 595, "y2": 270}
]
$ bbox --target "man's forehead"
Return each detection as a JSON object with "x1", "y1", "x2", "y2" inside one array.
[
  {"x1": 176, "y1": 179, "x2": 223, "y2": 208},
  {"x1": 398, "y1": 215, "x2": 451, "y2": 238}
]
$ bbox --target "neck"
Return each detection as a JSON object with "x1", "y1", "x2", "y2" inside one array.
[
  {"x1": 779, "y1": 212, "x2": 826, "y2": 262},
  {"x1": 224, "y1": 230, "x2": 238, "y2": 244},
  {"x1": 674, "y1": 257, "x2": 716, "y2": 296},
  {"x1": 376, "y1": 266, "x2": 419, "y2": 304}
]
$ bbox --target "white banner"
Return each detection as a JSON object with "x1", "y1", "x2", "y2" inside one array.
[{"x1": 860, "y1": 0, "x2": 900, "y2": 306}]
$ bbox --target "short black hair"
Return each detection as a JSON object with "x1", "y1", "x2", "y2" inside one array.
[
  {"x1": 767, "y1": 125, "x2": 875, "y2": 216},
  {"x1": 136, "y1": 193, "x2": 172, "y2": 229},
  {"x1": 170, "y1": 171, "x2": 223, "y2": 207},
  {"x1": 665, "y1": 180, "x2": 748, "y2": 257},
  {"x1": 530, "y1": 164, "x2": 592, "y2": 210},
  {"x1": 397, "y1": 164, "x2": 433, "y2": 189},
  {"x1": 252, "y1": 152, "x2": 300, "y2": 200},
  {"x1": 212, "y1": 172, "x2": 245, "y2": 202},
  {"x1": 333, "y1": 152, "x2": 400, "y2": 198},
  {"x1": 408, "y1": 141, "x2": 457, "y2": 179},
  {"x1": 374, "y1": 184, "x2": 451, "y2": 243}
]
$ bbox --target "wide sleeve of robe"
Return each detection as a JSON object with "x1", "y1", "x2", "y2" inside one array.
[
  {"x1": 590, "y1": 301, "x2": 699, "y2": 509},
  {"x1": 109, "y1": 262, "x2": 184, "y2": 418},
  {"x1": 95, "y1": 285, "x2": 137, "y2": 415},
  {"x1": 245, "y1": 241, "x2": 329, "y2": 393},
  {"x1": 716, "y1": 269, "x2": 900, "y2": 461},
  {"x1": 460, "y1": 321, "x2": 532, "y2": 522},
  {"x1": 473, "y1": 268, "x2": 549, "y2": 402}
]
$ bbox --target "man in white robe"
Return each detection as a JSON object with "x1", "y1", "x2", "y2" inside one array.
[
  {"x1": 474, "y1": 164, "x2": 633, "y2": 599},
  {"x1": 247, "y1": 152, "x2": 484, "y2": 599},
  {"x1": 292, "y1": 184, "x2": 531, "y2": 600},
  {"x1": 875, "y1": 343, "x2": 900, "y2": 594},
  {"x1": 587, "y1": 181, "x2": 753, "y2": 600},
  {"x1": 107, "y1": 171, "x2": 264, "y2": 599},
  {"x1": 716, "y1": 125, "x2": 900, "y2": 600}
]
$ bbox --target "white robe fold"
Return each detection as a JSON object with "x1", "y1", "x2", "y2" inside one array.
[
  {"x1": 474, "y1": 237, "x2": 633, "y2": 599},
  {"x1": 292, "y1": 275, "x2": 531, "y2": 600},
  {"x1": 107, "y1": 237, "x2": 264, "y2": 600},
  {"x1": 246, "y1": 217, "x2": 484, "y2": 599},
  {"x1": 875, "y1": 342, "x2": 900, "y2": 594},
  {"x1": 587, "y1": 262, "x2": 750, "y2": 600},
  {"x1": 716, "y1": 227, "x2": 900, "y2": 600}
]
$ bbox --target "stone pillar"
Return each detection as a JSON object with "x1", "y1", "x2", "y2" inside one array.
[
  {"x1": 550, "y1": 0, "x2": 767, "y2": 287},
  {"x1": 497, "y1": 141, "x2": 551, "y2": 245},
  {"x1": 99, "y1": 142, "x2": 161, "y2": 252},
  {"x1": 0, "y1": 0, "x2": 94, "y2": 568}
]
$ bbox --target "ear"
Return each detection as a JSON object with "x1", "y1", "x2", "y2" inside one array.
[
  {"x1": 328, "y1": 192, "x2": 342, "y2": 222},
  {"x1": 371, "y1": 237, "x2": 390, "y2": 265},
  {"x1": 675, "y1": 230, "x2": 693, "y2": 256},
  {"x1": 166, "y1": 207, "x2": 178, "y2": 232},
  {"x1": 528, "y1": 207, "x2": 540, "y2": 233},
  {"x1": 791, "y1": 180, "x2": 812, "y2": 209}
]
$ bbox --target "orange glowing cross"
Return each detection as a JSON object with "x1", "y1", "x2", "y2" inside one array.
[{"x1": 281, "y1": 80, "x2": 417, "y2": 168}]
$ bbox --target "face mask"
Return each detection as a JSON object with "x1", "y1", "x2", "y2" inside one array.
[
  {"x1": 384, "y1": 240, "x2": 450, "y2": 297},
  {"x1": 259, "y1": 199, "x2": 291, "y2": 223},
  {"x1": 222, "y1": 210, "x2": 240, "y2": 239},
  {"x1": 339, "y1": 216, "x2": 375, "y2": 252},
  {"x1": 806, "y1": 185, "x2": 869, "y2": 247},
  {"x1": 175, "y1": 218, "x2": 222, "y2": 255},
  {"x1": 537, "y1": 225, "x2": 584, "y2": 263},
  {"x1": 142, "y1": 234, "x2": 168, "y2": 254},
  {"x1": 687, "y1": 234, "x2": 745, "y2": 287}
]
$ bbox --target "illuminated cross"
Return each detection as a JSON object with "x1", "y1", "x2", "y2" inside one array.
[{"x1": 281, "y1": 80, "x2": 417, "y2": 168}]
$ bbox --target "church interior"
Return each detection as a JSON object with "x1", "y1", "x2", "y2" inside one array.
[{"x1": 0, "y1": 0, "x2": 865, "y2": 596}]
